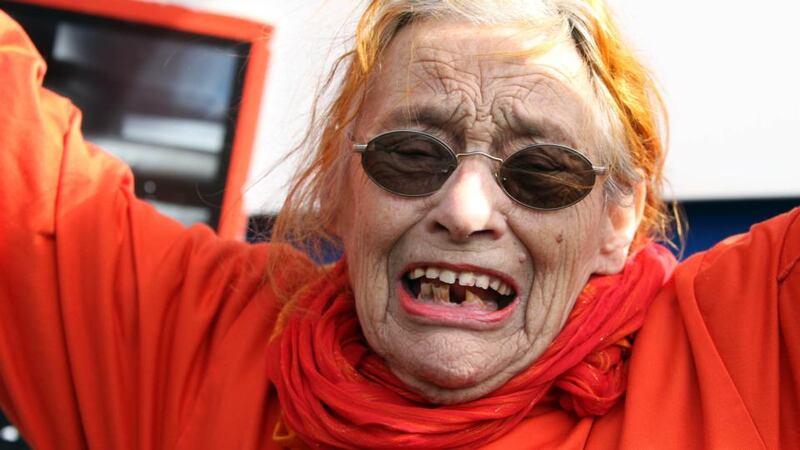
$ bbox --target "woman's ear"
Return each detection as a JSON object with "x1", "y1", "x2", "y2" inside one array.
[
  {"x1": 328, "y1": 210, "x2": 344, "y2": 240},
  {"x1": 326, "y1": 152, "x2": 358, "y2": 240},
  {"x1": 327, "y1": 181, "x2": 349, "y2": 240},
  {"x1": 592, "y1": 179, "x2": 647, "y2": 274}
]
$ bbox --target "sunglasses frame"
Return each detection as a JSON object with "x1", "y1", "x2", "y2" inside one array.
[{"x1": 353, "y1": 130, "x2": 608, "y2": 211}]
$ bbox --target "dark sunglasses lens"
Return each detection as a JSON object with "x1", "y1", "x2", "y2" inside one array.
[
  {"x1": 361, "y1": 131, "x2": 456, "y2": 196},
  {"x1": 499, "y1": 145, "x2": 597, "y2": 209}
]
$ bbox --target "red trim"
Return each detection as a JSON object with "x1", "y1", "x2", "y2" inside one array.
[
  {"x1": 218, "y1": 25, "x2": 269, "y2": 240},
  {"x1": 9, "y1": 0, "x2": 272, "y2": 240},
  {"x1": 7, "y1": 0, "x2": 272, "y2": 41}
]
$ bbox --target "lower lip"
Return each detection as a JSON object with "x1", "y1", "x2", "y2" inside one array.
[{"x1": 396, "y1": 281, "x2": 518, "y2": 329}]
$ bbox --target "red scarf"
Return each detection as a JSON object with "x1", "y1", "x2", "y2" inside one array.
[{"x1": 267, "y1": 244, "x2": 675, "y2": 449}]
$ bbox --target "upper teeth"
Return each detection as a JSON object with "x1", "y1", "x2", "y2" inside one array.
[{"x1": 408, "y1": 267, "x2": 513, "y2": 296}]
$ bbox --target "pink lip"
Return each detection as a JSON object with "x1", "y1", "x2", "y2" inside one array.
[{"x1": 396, "y1": 281, "x2": 519, "y2": 330}]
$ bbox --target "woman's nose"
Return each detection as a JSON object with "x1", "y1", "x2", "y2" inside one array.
[{"x1": 425, "y1": 160, "x2": 508, "y2": 242}]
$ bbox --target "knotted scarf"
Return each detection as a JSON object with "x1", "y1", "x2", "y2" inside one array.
[{"x1": 267, "y1": 243, "x2": 675, "y2": 449}]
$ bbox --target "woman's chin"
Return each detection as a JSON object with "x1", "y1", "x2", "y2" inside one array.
[
  {"x1": 366, "y1": 312, "x2": 536, "y2": 405},
  {"x1": 388, "y1": 360, "x2": 515, "y2": 405}
]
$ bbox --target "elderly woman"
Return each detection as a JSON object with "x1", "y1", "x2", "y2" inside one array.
[{"x1": 0, "y1": 0, "x2": 798, "y2": 448}]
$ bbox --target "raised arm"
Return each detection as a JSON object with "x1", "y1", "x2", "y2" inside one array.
[
  {"x1": 615, "y1": 206, "x2": 800, "y2": 448},
  {"x1": 0, "y1": 12, "x2": 310, "y2": 449}
]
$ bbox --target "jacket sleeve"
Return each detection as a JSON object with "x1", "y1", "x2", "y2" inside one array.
[
  {"x1": 0, "y1": 12, "x2": 295, "y2": 449},
  {"x1": 613, "y1": 207, "x2": 800, "y2": 450},
  {"x1": 691, "y1": 206, "x2": 800, "y2": 447}
]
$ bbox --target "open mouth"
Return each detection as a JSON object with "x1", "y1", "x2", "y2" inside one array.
[{"x1": 402, "y1": 266, "x2": 517, "y2": 313}]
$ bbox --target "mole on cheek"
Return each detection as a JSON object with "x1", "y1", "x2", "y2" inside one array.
[{"x1": 555, "y1": 233, "x2": 564, "y2": 244}]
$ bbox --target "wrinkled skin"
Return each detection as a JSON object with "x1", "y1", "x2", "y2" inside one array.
[{"x1": 335, "y1": 20, "x2": 644, "y2": 404}]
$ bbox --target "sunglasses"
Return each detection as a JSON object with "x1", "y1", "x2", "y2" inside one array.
[{"x1": 353, "y1": 130, "x2": 607, "y2": 210}]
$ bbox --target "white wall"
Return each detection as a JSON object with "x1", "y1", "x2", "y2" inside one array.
[
  {"x1": 153, "y1": 0, "x2": 800, "y2": 213},
  {"x1": 611, "y1": 0, "x2": 800, "y2": 201}
]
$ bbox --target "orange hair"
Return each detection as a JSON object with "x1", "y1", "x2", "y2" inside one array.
[{"x1": 565, "y1": 0, "x2": 673, "y2": 247}]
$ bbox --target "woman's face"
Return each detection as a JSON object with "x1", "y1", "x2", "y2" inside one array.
[{"x1": 337, "y1": 20, "x2": 639, "y2": 404}]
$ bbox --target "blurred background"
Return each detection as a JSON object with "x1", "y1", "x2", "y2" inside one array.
[{"x1": 0, "y1": 0, "x2": 798, "y2": 447}]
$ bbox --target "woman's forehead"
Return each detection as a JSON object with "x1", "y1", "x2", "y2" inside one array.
[{"x1": 360, "y1": 20, "x2": 597, "y2": 148}]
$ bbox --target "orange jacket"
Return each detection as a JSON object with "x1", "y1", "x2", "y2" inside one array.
[{"x1": 1, "y1": 12, "x2": 798, "y2": 449}]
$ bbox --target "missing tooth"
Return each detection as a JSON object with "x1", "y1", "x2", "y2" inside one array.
[{"x1": 404, "y1": 276, "x2": 515, "y2": 311}]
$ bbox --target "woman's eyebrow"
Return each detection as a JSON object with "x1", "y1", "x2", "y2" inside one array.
[
  {"x1": 377, "y1": 104, "x2": 461, "y2": 131},
  {"x1": 376, "y1": 103, "x2": 579, "y2": 148},
  {"x1": 509, "y1": 113, "x2": 578, "y2": 147}
]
